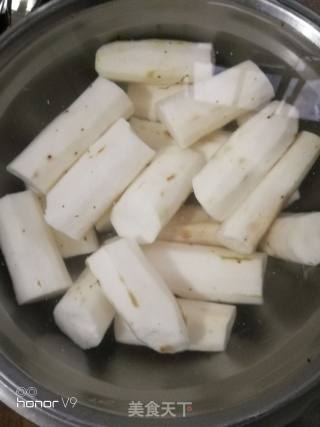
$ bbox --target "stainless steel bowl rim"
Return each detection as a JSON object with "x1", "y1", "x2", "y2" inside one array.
[{"x1": 0, "y1": 0, "x2": 320, "y2": 426}]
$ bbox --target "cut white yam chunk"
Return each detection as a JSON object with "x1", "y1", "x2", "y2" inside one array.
[
  {"x1": 95, "y1": 209, "x2": 113, "y2": 233},
  {"x1": 284, "y1": 190, "x2": 300, "y2": 208},
  {"x1": 159, "y1": 205, "x2": 220, "y2": 246},
  {"x1": 157, "y1": 60, "x2": 275, "y2": 147},
  {"x1": 178, "y1": 299, "x2": 236, "y2": 351},
  {"x1": 165, "y1": 204, "x2": 211, "y2": 225},
  {"x1": 7, "y1": 78, "x2": 133, "y2": 194},
  {"x1": 236, "y1": 101, "x2": 270, "y2": 127},
  {"x1": 236, "y1": 111, "x2": 256, "y2": 127},
  {"x1": 217, "y1": 132, "x2": 320, "y2": 254},
  {"x1": 128, "y1": 84, "x2": 185, "y2": 121},
  {"x1": 129, "y1": 118, "x2": 174, "y2": 151},
  {"x1": 115, "y1": 298, "x2": 237, "y2": 352},
  {"x1": 193, "y1": 101, "x2": 299, "y2": 221},
  {"x1": 54, "y1": 269, "x2": 115, "y2": 349},
  {"x1": 159, "y1": 222, "x2": 220, "y2": 246},
  {"x1": 87, "y1": 238, "x2": 189, "y2": 353},
  {"x1": 261, "y1": 212, "x2": 320, "y2": 265},
  {"x1": 96, "y1": 40, "x2": 213, "y2": 85},
  {"x1": 25, "y1": 184, "x2": 42, "y2": 197},
  {"x1": 0, "y1": 191, "x2": 72, "y2": 304},
  {"x1": 192, "y1": 130, "x2": 231, "y2": 161},
  {"x1": 45, "y1": 119, "x2": 155, "y2": 240},
  {"x1": 53, "y1": 228, "x2": 99, "y2": 259},
  {"x1": 114, "y1": 315, "x2": 144, "y2": 346},
  {"x1": 31, "y1": 193, "x2": 99, "y2": 257},
  {"x1": 130, "y1": 118, "x2": 230, "y2": 158},
  {"x1": 144, "y1": 242, "x2": 266, "y2": 305},
  {"x1": 111, "y1": 146, "x2": 205, "y2": 244}
]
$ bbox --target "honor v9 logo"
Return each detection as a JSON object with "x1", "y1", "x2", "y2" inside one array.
[{"x1": 16, "y1": 387, "x2": 78, "y2": 409}]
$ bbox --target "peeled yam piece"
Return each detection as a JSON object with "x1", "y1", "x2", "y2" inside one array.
[
  {"x1": 95, "y1": 209, "x2": 113, "y2": 234},
  {"x1": 178, "y1": 299, "x2": 236, "y2": 351},
  {"x1": 114, "y1": 315, "x2": 144, "y2": 346},
  {"x1": 130, "y1": 118, "x2": 230, "y2": 158},
  {"x1": 0, "y1": 191, "x2": 72, "y2": 304},
  {"x1": 53, "y1": 228, "x2": 99, "y2": 259},
  {"x1": 129, "y1": 118, "x2": 174, "y2": 151},
  {"x1": 236, "y1": 111, "x2": 256, "y2": 127},
  {"x1": 193, "y1": 101, "x2": 299, "y2": 221},
  {"x1": 87, "y1": 238, "x2": 189, "y2": 353},
  {"x1": 7, "y1": 78, "x2": 133, "y2": 194},
  {"x1": 54, "y1": 269, "x2": 115, "y2": 349},
  {"x1": 164, "y1": 205, "x2": 211, "y2": 225},
  {"x1": 236, "y1": 101, "x2": 269, "y2": 127},
  {"x1": 32, "y1": 191, "x2": 99, "y2": 257},
  {"x1": 45, "y1": 119, "x2": 155, "y2": 240},
  {"x1": 157, "y1": 60, "x2": 275, "y2": 147},
  {"x1": 159, "y1": 221, "x2": 220, "y2": 246},
  {"x1": 144, "y1": 241, "x2": 266, "y2": 305},
  {"x1": 96, "y1": 40, "x2": 213, "y2": 85},
  {"x1": 159, "y1": 205, "x2": 220, "y2": 246},
  {"x1": 192, "y1": 130, "x2": 231, "y2": 161},
  {"x1": 261, "y1": 212, "x2": 320, "y2": 265},
  {"x1": 284, "y1": 190, "x2": 300, "y2": 208},
  {"x1": 217, "y1": 132, "x2": 320, "y2": 254},
  {"x1": 128, "y1": 84, "x2": 185, "y2": 121},
  {"x1": 111, "y1": 146, "x2": 204, "y2": 243},
  {"x1": 115, "y1": 298, "x2": 236, "y2": 352}
]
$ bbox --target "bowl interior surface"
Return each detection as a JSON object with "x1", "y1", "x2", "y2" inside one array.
[{"x1": 0, "y1": 0, "x2": 320, "y2": 424}]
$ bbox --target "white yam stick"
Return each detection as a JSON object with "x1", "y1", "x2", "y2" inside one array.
[
  {"x1": 53, "y1": 229, "x2": 99, "y2": 259},
  {"x1": 25, "y1": 184, "x2": 42, "y2": 197},
  {"x1": 45, "y1": 119, "x2": 155, "y2": 240},
  {"x1": 114, "y1": 315, "x2": 144, "y2": 346},
  {"x1": 192, "y1": 130, "x2": 231, "y2": 161},
  {"x1": 128, "y1": 84, "x2": 185, "y2": 121},
  {"x1": 130, "y1": 118, "x2": 230, "y2": 158},
  {"x1": 157, "y1": 60, "x2": 275, "y2": 147},
  {"x1": 54, "y1": 269, "x2": 115, "y2": 349},
  {"x1": 95, "y1": 209, "x2": 113, "y2": 234},
  {"x1": 96, "y1": 40, "x2": 213, "y2": 85},
  {"x1": 260, "y1": 212, "x2": 320, "y2": 265},
  {"x1": 178, "y1": 299, "x2": 236, "y2": 351},
  {"x1": 7, "y1": 78, "x2": 134, "y2": 194},
  {"x1": 34, "y1": 192, "x2": 99, "y2": 257},
  {"x1": 129, "y1": 118, "x2": 174, "y2": 151},
  {"x1": 236, "y1": 111, "x2": 256, "y2": 127},
  {"x1": 236, "y1": 101, "x2": 269, "y2": 127},
  {"x1": 87, "y1": 238, "x2": 189, "y2": 353},
  {"x1": 193, "y1": 101, "x2": 299, "y2": 221},
  {"x1": 164, "y1": 204, "x2": 211, "y2": 225},
  {"x1": 159, "y1": 205, "x2": 220, "y2": 246},
  {"x1": 0, "y1": 191, "x2": 72, "y2": 304},
  {"x1": 217, "y1": 132, "x2": 320, "y2": 254},
  {"x1": 115, "y1": 298, "x2": 236, "y2": 352},
  {"x1": 144, "y1": 241, "x2": 266, "y2": 305},
  {"x1": 284, "y1": 190, "x2": 300, "y2": 208},
  {"x1": 159, "y1": 222, "x2": 220, "y2": 246},
  {"x1": 111, "y1": 146, "x2": 204, "y2": 244}
]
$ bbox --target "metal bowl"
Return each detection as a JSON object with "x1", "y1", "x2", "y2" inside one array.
[{"x1": 0, "y1": 1, "x2": 320, "y2": 425}]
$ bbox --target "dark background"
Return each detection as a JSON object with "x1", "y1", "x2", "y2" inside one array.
[{"x1": 0, "y1": 0, "x2": 319, "y2": 426}]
